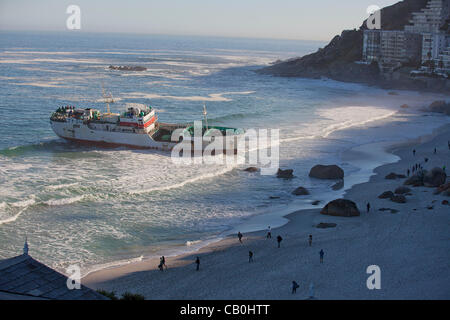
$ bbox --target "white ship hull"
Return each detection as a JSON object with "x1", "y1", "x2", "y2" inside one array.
[{"x1": 51, "y1": 120, "x2": 176, "y2": 151}]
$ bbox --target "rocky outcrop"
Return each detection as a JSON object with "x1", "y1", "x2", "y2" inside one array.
[
  {"x1": 244, "y1": 167, "x2": 259, "y2": 172},
  {"x1": 316, "y1": 222, "x2": 337, "y2": 229},
  {"x1": 378, "y1": 191, "x2": 394, "y2": 199},
  {"x1": 309, "y1": 165, "x2": 344, "y2": 180},
  {"x1": 277, "y1": 168, "x2": 294, "y2": 179},
  {"x1": 423, "y1": 167, "x2": 447, "y2": 187},
  {"x1": 292, "y1": 187, "x2": 310, "y2": 196},
  {"x1": 256, "y1": 0, "x2": 450, "y2": 93},
  {"x1": 428, "y1": 100, "x2": 450, "y2": 115},
  {"x1": 109, "y1": 65, "x2": 147, "y2": 71},
  {"x1": 390, "y1": 195, "x2": 407, "y2": 203},
  {"x1": 395, "y1": 186, "x2": 411, "y2": 194},
  {"x1": 320, "y1": 199, "x2": 360, "y2": 217},
  {"x1": 311, "y1": 200, "x2": 321, "y2": 205}
]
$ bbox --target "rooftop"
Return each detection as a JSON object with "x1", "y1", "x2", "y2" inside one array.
[{"x1": 0, "y1": 253, "x2": 108, "y2": 300}]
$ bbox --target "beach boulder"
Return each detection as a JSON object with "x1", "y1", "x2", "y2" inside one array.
[
  {"x1": 244, "y1": 167, "x2": 259, "y2": 172},
  {"x1": 395, "y1": 186, "x2": 411, "y2": 194},
  {"x1": 311, "y1": 200, "x2": 321, "y2": 205},
  {"x1": 434, "y1": 183, "x2": 450, "y2": 195},
  {"x1": 423, "y1": 167, "x2": 447, "y2": 187},
  {"x1": 309, "y1": 165, "x2": 344, "y2": 180},
  {"x1": 320, "y1": 199, "x2": 360, "y2": 217},
  {"x1": 379, "y1": 208, "x2": 399, "y2": 214},
  {"x1": 316, "y1": 222, "x2": 337, "y2": 229},
  {"x1": 292, "y1": 187, "x2": 310, "y2": 196},
  {"x1": 390, "y1": 195, "x2": 406, "y2": 203},
  {"x1": 378, "y1": 191, "x2": 394, "y2": 199},
  {"x1": 277, "y1": 168, "x2": 294, "y2": 179},
  {"x1": 385, "y1": 172, "x2": 406, "y2": 180}
]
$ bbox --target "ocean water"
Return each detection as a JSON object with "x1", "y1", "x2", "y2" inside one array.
[{"x1": 0, "y1": 31, "x2": 448, "y2": 275}]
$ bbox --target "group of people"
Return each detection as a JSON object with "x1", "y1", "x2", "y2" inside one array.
[
  {"x1": 157, "y1": 226, "x2": 326, "y2": 295},
  {"x1": 239, "y1": 228, "x2": 325, "y2": 295},
  {"x1": 410, "y1": 146, "x2": 448, "y2": 176}
]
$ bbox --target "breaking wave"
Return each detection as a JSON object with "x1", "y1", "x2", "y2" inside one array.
[{"x1": 43, "y1": 195, "x2": 85, "y2": 206}]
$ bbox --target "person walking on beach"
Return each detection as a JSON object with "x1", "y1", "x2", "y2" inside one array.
[
  {"x1": 319, "y1": 249, "x2": 324, "y2": 263},
  {"x1": 277, "y1": 235, "x2": 283, "y2": 248},
  {"x1": 195, "y1": 257, "x2": 200, "y2": 271},
  {"x1": 266, "y1": 226, "x2": 272, "y2": 239},
  {"x1": 248, "y1": 251, "x2": 253, "y2": 263},
  {"x1": 308, "y1": 234, "x2": 312, "y2": 247},
  {"x1": 434, "y1": 148, "x2": 437, "y2": 154},
  {"x1": 158, "y1": 257, "x2": 164, "y2": 271},
  {"x1": 413, "y1": 149, "x2": 416, "y2": 156},
  {"x1": 292, "y1": 281, "x2": 299, "y2": 294},
  {"x1": 161, "y1": 256, "x2": 167, "y2": 270},
  {"x1": 238, "y1": 231, "x2": 243, "y2": 243},
  {"x1": 367, "y1": 202, "x2": 371, "y2": 213},
  {"x1": 407, "y1": 169, "x2": 410, "y2": 177}
]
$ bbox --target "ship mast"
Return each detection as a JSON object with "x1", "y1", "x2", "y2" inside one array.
[
  {"x1": 101, "y1": 83, "x2": 114, "y2": 114},
  {"x1": 203, "y1": 103, "x2": 209, "y2": 131}
]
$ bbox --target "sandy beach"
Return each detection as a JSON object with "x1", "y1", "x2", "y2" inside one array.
[{"x1": 83, "y1": 123, "x2": 450, "y2": 300}]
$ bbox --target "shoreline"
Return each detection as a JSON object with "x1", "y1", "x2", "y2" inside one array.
[{"x1": 83, "y1": 120, "x2": 450, "y2": 299}]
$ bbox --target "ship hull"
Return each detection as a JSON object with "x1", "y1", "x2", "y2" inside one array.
[{"x1": 50, "y1": 120, "x2": 176, "y2": 151}]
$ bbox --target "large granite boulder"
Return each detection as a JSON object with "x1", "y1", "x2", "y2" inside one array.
[
  {"x1": 320, "y1": 199, "x2": 360, "y2": 217},
  {"x1": 277, "y1": 168, "x2": 294, "y2": 179},
  {"x1": 378, "y1": 191, "x2": 394, "y2": 199},
  {"x1": 423, "y1": 167, "x2": 447, "y2": 187},
  {"x1": 292, "y1": 187, "x2": 310, "y2": 196},
  {"x1": 404, "y1": 172, "x2": 425, "y2": 186},
  {"x1": 309, "y1": 165, "x2": 344, "y2": 180},
  {"x1": 429, "y1": 100, "x2": 450, "y2": 115}
]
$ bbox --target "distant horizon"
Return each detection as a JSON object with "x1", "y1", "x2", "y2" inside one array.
[
  {"x1": 0, "y1": 0, "x2": 400, "y2": 42},
  {"x1": 0, "y1": 28, "x2": 329, "y2": 43}
]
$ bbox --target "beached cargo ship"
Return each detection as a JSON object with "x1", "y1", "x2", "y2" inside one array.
[{"x1": 50, "y1": 103, "x2": 244, "y2": 153}]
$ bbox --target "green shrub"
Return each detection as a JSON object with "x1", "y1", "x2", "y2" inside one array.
[
  {"x1": 96, "y1": 289, "x2": 118, "y2": 300},
  {"x1": 121, "y1": 292, "x2": 145, "y2": 300}
]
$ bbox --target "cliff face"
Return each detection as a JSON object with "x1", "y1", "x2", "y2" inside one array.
[{"x1": 258, "y1": 0, "x2": 430, "y2": 83}]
